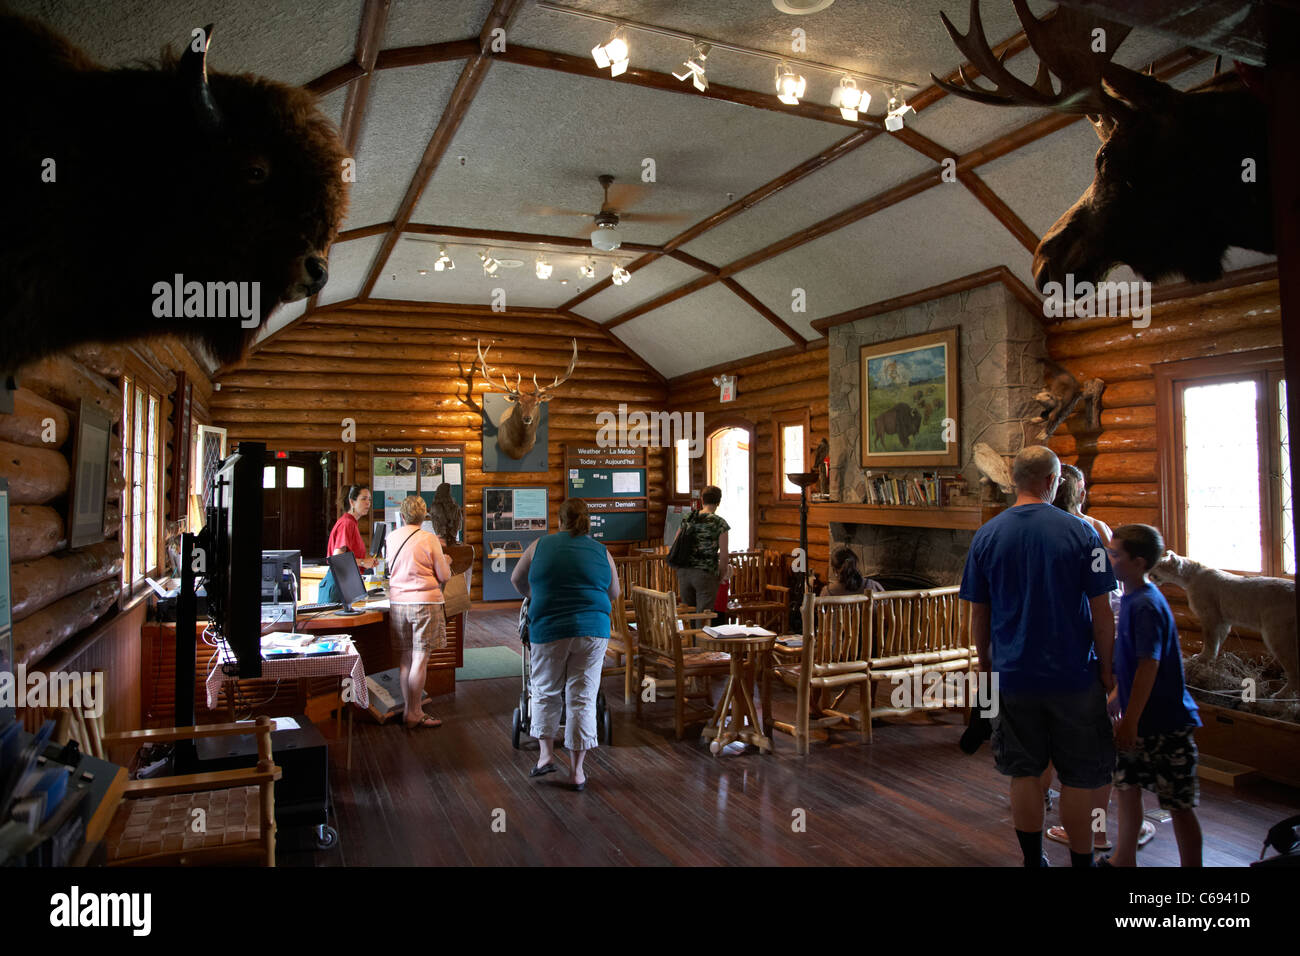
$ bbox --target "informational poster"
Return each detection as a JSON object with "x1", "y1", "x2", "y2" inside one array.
[
  {"x1": 564, "y1": 444, "x2": 648, "y2": 542},
  {"x1": 372, "y1": 443, "x2": 466, "y2": 543},
  {"x1": 482, "y1": 486, "x2": 549, "y2": 600},
  {"x1": 612, "y1": 471, "x2": 641, "y2": 494}
]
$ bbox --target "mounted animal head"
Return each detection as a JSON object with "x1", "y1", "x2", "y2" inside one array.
[
  {"x1": 1149, "y1": 549, "x2": 1193, "y2": 585},
  {"x1": 476, "y1": 339, "x2": 578, "y2": 459},
  {"x1": 2, "y1": 16, "x2": 350, "y2": 373},
  {"x1": 933, "y1": 1, "x2": 1272, "y2": 292}
]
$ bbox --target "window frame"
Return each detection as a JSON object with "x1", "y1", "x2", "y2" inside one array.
[
  {"x1": 772, "y1": 407, "x2": 812, "y2": 501},
  {"x1": 1154, "y1": 347, "x2": 1290, "y2": 578},
  {"x1": 120, "y1": 371, "x2": 166, "y2": 589}
]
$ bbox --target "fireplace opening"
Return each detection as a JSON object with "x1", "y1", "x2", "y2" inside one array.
[{"x1": 870, "y1": 571, "x2": 940, "y2": 592}]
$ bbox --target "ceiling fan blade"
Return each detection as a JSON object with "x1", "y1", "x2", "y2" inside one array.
[
  {"x1": 604, "y1": 182, "x2": 651, "y2": 210},
  {"x1": 519, "y1": 203, "x2": 591, "y2": 218},
  {"x1": 618, "y1": 211, "x2": 695, "y2": 223}
]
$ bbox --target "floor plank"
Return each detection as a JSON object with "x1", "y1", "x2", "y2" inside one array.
[{"x1": 278, "y1": 608, "x2": 1300, "y2": 867}]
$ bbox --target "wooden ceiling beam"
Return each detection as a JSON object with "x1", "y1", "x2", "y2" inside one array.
[
  {"x1": 374, "y1": 39, "x2": 482, "y2": 70},
  {"x1": 666, "y1": 250, "x2": 720, "y2": 275},
  {"x1": 557, "y1": 251, "x2": 662, "y2": 311},
  {"x1": 604, "y1": 274, "x2": 719, "y2": 330},
  {"x1": 358, "y1": 0, "x2": 527, "y2": 302},
  {"x1": 958, "y1": 170, "x2": 1039, "y2": 253},
  {"x1": 721, "y1": 277, "x2": 807, "y2": 348},
  {"x1": 555, "y1": 309, "x2": 668, "y2": 387},
  {"x1": 404, "y1": 222, "x2": 661, "y2": 254},
  {"x1": 337, "y1": 221, "x2": 395, "y2": 242},
  {"x1": 305, "y1": 61, "x2": 366, "y2": 96}
]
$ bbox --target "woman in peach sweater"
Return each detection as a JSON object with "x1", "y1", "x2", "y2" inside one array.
[{"x1": 386, "y1": 495, "x2": 452, "y2": 729}]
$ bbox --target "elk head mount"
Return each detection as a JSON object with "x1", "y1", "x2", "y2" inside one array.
[
  {"x1": 933, "y1": 1, "x2": 1273, "y2": 292},
  {"x1": 476, "y1": 339, "x2": 578, "y2": 460}
]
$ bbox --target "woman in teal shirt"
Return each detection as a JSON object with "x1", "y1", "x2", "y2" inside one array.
[{"x1": 511, "y1": 499, "x2": 620, "y2": 791}]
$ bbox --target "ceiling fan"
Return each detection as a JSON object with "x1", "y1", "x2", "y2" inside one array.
[{"x1": 521, "y1": 174, "x2": 692, "y2": 251}]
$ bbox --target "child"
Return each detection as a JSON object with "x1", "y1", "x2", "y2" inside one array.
[{"x1": 1103, "y1": 524, "x2": 1203, "y2": 867}]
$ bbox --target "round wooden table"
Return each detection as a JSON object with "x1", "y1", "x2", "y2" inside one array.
[{"x1": 696, "y1": 633, "x2": 776, "y2": 755}]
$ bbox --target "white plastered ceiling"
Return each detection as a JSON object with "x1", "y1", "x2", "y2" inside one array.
[{"x1": 13, "y1": 0, "x2": 1276, "y2": 378}]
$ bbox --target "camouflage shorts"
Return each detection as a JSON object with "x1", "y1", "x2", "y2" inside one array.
[{"x1": 1114, "y1": 725, "x2": 1199, "y2": 811}]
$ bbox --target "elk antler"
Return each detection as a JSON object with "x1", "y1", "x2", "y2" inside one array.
[
  {"x1": 476, "y1": 339, "x2": 522, "y2": 396},
  {"x1": 533, "y1": 339, "x2": 578, "y2": 401},
  {"x1": 932, "y1": 0, "x2": 1135, "y2": 119}
]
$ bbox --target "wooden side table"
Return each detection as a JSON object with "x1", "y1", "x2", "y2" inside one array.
[{"x1": 696, "y1": 633, "x2": 775, "y2": 755}]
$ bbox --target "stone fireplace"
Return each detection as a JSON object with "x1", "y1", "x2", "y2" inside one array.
[{"x1": 824, "y1": 279, "x2": 1047, "y2": 586}]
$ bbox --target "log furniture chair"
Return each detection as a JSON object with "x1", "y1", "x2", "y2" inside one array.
[
  {"x1": 768, "y1": 594, "x2": 872, "y2": 754},
  {"x1": 97, "y1": 716, "x2": 282, "y2": 866},
  {"x1": 725, "y1": 549, "x2": 789, "y2": 632},
  {"x1": 607, "y1": 600, "x2": 638, "y2": 706},
  {"x1": 863, "y1": 587, "x2": 975, "y2": 740},
  {"x1": 631, "y1": 586, "x2": 732, "y2": 739}
]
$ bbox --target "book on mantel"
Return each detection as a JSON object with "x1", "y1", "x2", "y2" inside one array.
[{"x1": 702, "y1": 624, "x2": 775, "y2": 639}]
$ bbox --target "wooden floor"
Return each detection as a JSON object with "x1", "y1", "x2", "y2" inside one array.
[{"x1": 280, "y1": 608, "x2": 1300, "y2": 867}]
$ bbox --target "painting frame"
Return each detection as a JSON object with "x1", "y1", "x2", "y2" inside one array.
[{"x1": 860, "y1": 327, "x2": 959, "y2": 468}]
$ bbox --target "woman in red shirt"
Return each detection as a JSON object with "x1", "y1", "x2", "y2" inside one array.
[{"x1": 328, "y1": 485, "x2": 377, "y2": 569}]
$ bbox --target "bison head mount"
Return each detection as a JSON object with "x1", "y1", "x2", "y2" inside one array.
[{"x1": 3, "y1": 16, "x2": 351, "y2": 374}]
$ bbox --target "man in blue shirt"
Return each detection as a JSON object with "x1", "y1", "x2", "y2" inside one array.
[{"x1": 960, "y1": 446, "x2": 1117, "y2": 867}]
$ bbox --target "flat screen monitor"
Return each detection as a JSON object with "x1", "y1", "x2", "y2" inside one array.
[
  {"x1": 370, "y1": 521, "x2": 389, "y2": 558},
  {"x1": 207, "y1": 442, "x2": 264, "y2": 678},
  {"x1": 261, "y1": 550, "x2": 301, "y2": 603},
  {"x1": 327, "y1": 552, "x2": 367, "y2": 614}
]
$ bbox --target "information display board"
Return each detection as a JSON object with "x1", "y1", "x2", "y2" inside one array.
[
  {"x1": 481, "y1": 486, "x2": 549, "y2": 601},
  {"x1": 371, "y1": 443, "x2": 465, "y2": 542},
  {"x1": 564, "y1": 445, "x2": 648, "y2": 543}
]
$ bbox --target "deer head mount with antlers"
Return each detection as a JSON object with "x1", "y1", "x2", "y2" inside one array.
[
  {"x1": 933, "y1": 1, "x2": 1273, "y2": 292},
  {"x1": 476, "y1": 339, "x2": 578, "y2": 460}
]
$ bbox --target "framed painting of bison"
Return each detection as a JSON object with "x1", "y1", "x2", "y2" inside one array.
[{"x1": 860, "y1": 327, "x2": 959, "y2": 469}]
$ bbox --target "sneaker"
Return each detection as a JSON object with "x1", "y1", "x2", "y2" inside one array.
[{"x1": 1044, "y1": 788, "x2": 1059, "y2": 813}]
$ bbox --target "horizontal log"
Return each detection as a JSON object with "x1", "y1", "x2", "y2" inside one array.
[
  {"x1": 1076, "y1": 482, "x2": 1158, "y2": 507},
  {"x1": 211, "y1": 387, "x2": 664, "y2": 410},
  {"x1": 11, "y1": 540, "x2": 123, "y2": 623},
  {"x1": 242, "y1": 352, "x2": 650, "y2": 377},
  {"x1": 262, "y1": 332, "x2": 633, "y2": 360},
  {"x1": 1087, "y1": 453, "x2": 1157, "y2": 484},
  {"x1": 0, "y1": 388, "x2": 71, "y2": 447},
  {"x1": 1086, "y1": 506, "x2": 1161, "y2": 528},
  {"x1": 9, "y1": 504, "x2": 65, "y2": 562},
  {"x1": 1043, "y1": 283, "x2": 1279, "y2": 336},
  {"x1": 1047, "y1": 296, "x2": 1281, "y2": 360},
  {"x1": 14, "y1": 354, "x2": 122, "y2": 423},
  {"x1": 1049, "y1": 427, "x2": 1156, "y2": 458},
  {"x1": 1099, "y1": 406, "x2": 1156, "y2": 429},
  {"x1": 13, "y1": 578, "x2": 121, "y2": 670},
  {"x1": 216, "y1": 369, "x2": 660, "y2": 396},
  {"x1": 1060, "y1": 326, "x2": 1282, "y2": 383},
  {"x1": 0, "y1": 439, "x2": 71, "y2": 505},
  {"x1": 673, "y1": 362, "x2": 830, "y2": 399},
  {"x1": 300, "y1": 311, "x2": 604, "y2": 336},
  {"x1": 70, "y1": 343, "x2": 126, "y2": 379},
  {"x1": 1091, "y1": 379, "x2": 1153, "y2": 408},
  {"x1": 672, "y1": 348, "x2": 829, "y2": 388}
]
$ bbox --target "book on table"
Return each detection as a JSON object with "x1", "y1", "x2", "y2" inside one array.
[{"x1": 702, "y1": 624, "x2": 776, "y2": 639}]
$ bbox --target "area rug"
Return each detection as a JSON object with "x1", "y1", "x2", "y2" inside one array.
[{"x1": 456, "y1": 645, "x2": 523, "y2": 681}]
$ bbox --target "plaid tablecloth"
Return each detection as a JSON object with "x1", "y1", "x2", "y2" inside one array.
[{"x1": 206, "y1": 637, "x2": 369, "y2": 710}]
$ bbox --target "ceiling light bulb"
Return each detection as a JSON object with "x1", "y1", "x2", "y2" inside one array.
[
  {"x1": 593, "y1": 28, "x2": 629, "y2": 76},
  {"x1": 591, "y1": 221, "x2": 622, "y2": 251},
  {"x1": 885, "y1": 87, "x2": 914, "y2": 132},
  {"x1": 535, "y1": 257, "x2": 552, "y2": 280},
  {"x1": 835, "y1": 76, "x2": 868, "y2": 121},
  {"x1": 434, "y1": 247, "x2": 454, "y2": 271},
  {"x1": 418, "y1": 269, "x2": 427, "y2": 276},
  {"x1": 479, "y1": 250, "x2": 499, "y2": 275},
  {"x1": 672, "y1": 41, "x2": 710, "y2": 92},
  {"x1": 611, "y1": 264, "x2": 631, "y2": 285},
  {"x1": 775, "y1": 61, "x2": 805, "y2": 105},
  {"x1": 579, "y1": 259, "x2": 596, "y2": 279}
]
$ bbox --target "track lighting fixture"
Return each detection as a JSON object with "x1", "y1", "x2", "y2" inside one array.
[
  {"x1": 433, "y1": 247, "x2": 454, "y2": 271},
  {"x1": 535, "y1": 257, "x2": 553, "y2": 280},
  {"x1": 774, "y1": 61, "x2": 806, "y2": 105},
  {"x1": 579, "y1": 258, "x2": 596, "y2": 279},
  {"x1": 592, "y1": 27, "x2": 630, "y2": 77},
  {"x1": 479, "y1": 250, "x2": 500, "y2": 275},
  {"x1": 885, "y1": 86, "x2": 914, "y2": 131},
  {"x1": 672, "y1": 41, "x2": 710, "y2": 92},
  {"x1": 834, "y1": 75, "x2": 869, "y2": 121},
  {"x1": 611, "y1": 263, "x2": 631, "y2": 285}
]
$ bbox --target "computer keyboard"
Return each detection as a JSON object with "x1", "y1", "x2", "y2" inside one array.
[
  {"x1": 367, "y1": 587, "x2": 385, "y2": 597},
  {"x1": 296, "y1": 602, "x2": 343, "y2": 614}
]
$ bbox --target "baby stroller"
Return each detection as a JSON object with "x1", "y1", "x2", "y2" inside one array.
[{"x1": 511, "y1": 598, "x2": 612, "y2": 749}]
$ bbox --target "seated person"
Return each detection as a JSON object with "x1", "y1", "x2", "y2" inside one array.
[{"x1": 825, "y1": 547, "x2": 884, "y2": 596}]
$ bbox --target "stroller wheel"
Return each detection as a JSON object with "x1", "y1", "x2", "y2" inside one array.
[
  {"x1": 511, "y1": 707, "x2": 522, "y2": 750},
  {"x1": 601, "y1": 706, "x2": 612, "y2": 746}
]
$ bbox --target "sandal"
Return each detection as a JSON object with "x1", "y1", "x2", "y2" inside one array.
[
  {"x1": 404, "y1": 714, "x2": 442, "y2": 729},
  {"x1": 1046, "y1": 825, "x2": 1112, "y2": 851},
  {"x1": 1138, "y1": 820, "x2": 1156, "y2": 847}
]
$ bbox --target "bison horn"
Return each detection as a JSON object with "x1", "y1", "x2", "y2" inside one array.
[{"x1": 180, "y1": 23, "x2": 224, "y2": 134}]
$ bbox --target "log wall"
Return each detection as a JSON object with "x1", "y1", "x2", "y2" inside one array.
[
  {"x1": 4, "y1": 334, "x2": 212, "y2": 724},
  {"x1": 213, "y1": 304, "x2": 669, "y2": 598},
  {"x1": 668, "y1": 344, "x2": 831, "y2": 572},
  {"x1": 1044, "y1": 276, "x2": 1284, "y2": 652}
]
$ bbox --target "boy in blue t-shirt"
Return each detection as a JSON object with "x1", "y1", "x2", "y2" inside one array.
[{"x1": 1103, "y1": 524, "x2": 1202, "y2": 867}]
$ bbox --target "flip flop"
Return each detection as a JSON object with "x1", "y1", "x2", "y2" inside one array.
[
  {"x1": 529, "y1": 762, "x2": 558, "y2": 778},
  {"x1": 404, "y1": 714, "x2": 442, "y2": 729},
  {"x1": 1046, "y1": 825, "x2": 1112, "y2": 851},
  {"x1": 1138, "y1": 820, "x2": 1156, "y2": 847}
]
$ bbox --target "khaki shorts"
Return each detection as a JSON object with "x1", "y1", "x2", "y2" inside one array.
[{"x1": 388, "y1": 603, "x2": 447, "y2": 654}]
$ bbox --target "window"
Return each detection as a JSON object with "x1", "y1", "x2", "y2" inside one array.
[
  {"x1": 708, "y1": 425, "x2": 751, "y2": 551},
  {"x1": 773, "y1": 408, "x2": 811, "y2": 500},
  {"x1": 263, "y1": 466, "x2": 277, "y2": 489},
  {"x1": 121, "y1": 375, "x2": 163, "y2": 585},
  {"x1": 286, "y1": 465, "x2": 306, "y2": 489},
  {"x1": 1156, "y1": 349, "x2": 1292, "y2": 577}
]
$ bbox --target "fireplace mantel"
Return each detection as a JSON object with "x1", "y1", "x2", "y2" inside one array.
[{"x1": 812, "y1": 502, "x2": 1006, "y2": 531}]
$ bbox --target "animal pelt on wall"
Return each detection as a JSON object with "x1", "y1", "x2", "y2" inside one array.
[
  {"x1": 1150, "y1": 550, "x2": 1299, "y2": 705},
  {"x1": 1, "y1": 15, "x2": 350, "y2": 376},
  {"x1": 1031, "y1": 361, "x2": 1104, "y2": 440}
]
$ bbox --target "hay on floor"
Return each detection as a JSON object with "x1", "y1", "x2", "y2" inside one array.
[{"x1": 1183, "y1": 651, "x2": 1298, "y2": 723}]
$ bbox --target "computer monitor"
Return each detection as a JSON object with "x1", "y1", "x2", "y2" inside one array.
[
  {"x1": 261, "y1": 550, "x2": 301, "y2": 603},
  {"x1": 205, "y1": 442, "x2": 264, "y2": 678},
  {"x1": 370, "y1": 521, "x2": 389, "y2": 558},
  {"x1": 327, "y1": 552, "x2": 367, "y2": 616}
]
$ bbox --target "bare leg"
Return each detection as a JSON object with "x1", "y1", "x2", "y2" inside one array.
[
  {"x1": 1108, "y1": 786, "x2": 1143, "y2": 866},
  {"x1": 572, "y1": 748, "x2": 586, "y2": 787},
  {"x1": 1092, "y1": 784, "x2": 1112, "y2": 848},
  {"x1": 403, "y1": 646, "x2": 432, "y2": 725},
  {"x1": 1011, "y1": 776, "x2": 1045, "y2": 832},
  {"x1": 1170, "y1": 808, "x2": 1202, "y2": 867},
  {"x1": 537, "y1": 735, "x2": 554, "y2": 771},
  {"x1": 1058, "y1": 786, "x2": 1096, "y2": 855}
]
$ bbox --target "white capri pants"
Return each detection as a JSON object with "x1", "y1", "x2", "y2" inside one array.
[{"x1": 529, "y1": 636, "x2": 607, "y2": 751}]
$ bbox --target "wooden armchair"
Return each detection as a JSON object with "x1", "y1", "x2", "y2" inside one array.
[
  {"x1": 725, "y1": 550, "x2": 789, "y2": 631},
  {"x1": 769, "y1": 594, "x2": 872, "y2": 754},
  {"x1": 864, "y1": 587, "x2": 974, "y2": 739},
  {"x1": 607, "y1": 601, "x2": 638, "y2": 705},
  {"x1": 99, "y1": 716, "x2": 281, "y2": 866},
  {"x1": 631, "y1": 586, "x2": 731, "y2": 739}
]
